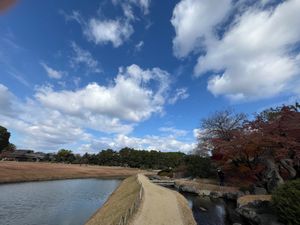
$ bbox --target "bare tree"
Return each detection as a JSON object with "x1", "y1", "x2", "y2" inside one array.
[{"x1": 194, "y1": 109, "x2": 247, "y2": 157}]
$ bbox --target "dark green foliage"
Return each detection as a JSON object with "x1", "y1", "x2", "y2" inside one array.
[
  {"x1": 184, "y1": 155, "x2": 215, "y2": 178},
  {"x1": 48, "y1": 147, "x2": 215, "y2": 178},
  {"x1": 0, "y1": 125, "x2": 10, "y2": 152},
  {"x1": 2, "y1": 143, "x2": 16, "y2": 152},
  {"x1": 55, "y1": 149, "x2": 76, "y2": 163},
  {"x1": 49, "y1": 148, "x2": 185, "y2": 169},
  {"x1": 272, "y1": 179, "x2": 300, "y2": 225}
]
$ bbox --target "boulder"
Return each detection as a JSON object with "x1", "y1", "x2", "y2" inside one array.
[
  {"x1": 253, "y1": 186, "x2": 268, "y2": 195},
  {"x1": 236, "y1": 195, "x2": 282, "y2": 225}
]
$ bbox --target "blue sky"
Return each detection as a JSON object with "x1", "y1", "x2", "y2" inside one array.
[{"x1": 0, "y1": 0, "x2": 299, "y2": 153}]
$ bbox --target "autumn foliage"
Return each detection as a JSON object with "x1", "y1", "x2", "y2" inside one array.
[{"x1": 198, "y1": 104, "x2": 300, "y2": 191}]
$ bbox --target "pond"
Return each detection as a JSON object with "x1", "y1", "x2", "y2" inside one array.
[
  {"x1": 0, "y1": 179, "x2": 121, "y2": 225},
  {"x1": 182, "y1": 192, "x2": 233, "y2": 225}
]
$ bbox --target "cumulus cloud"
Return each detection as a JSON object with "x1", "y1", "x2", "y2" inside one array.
[
  {"x1": 80, "y1": 133, "x2": 195, "y2": 153},
  {"x1": 171, "y1": 0, "x2": 231, "y2": 58},
  {"x1": 86, "y1": 19, "x2": 133, "y2": 47},
  {"x1": 35, "y1": 64, "x2": 170, "y2": 122},
  {"x1": 40, "y1": 62, "x2": 65, "y2": 79},
  {"x1": 0, "y1": 77, "x2": 193, "y2": 152},
  {"x1": 70, "y1": 42, "x2": 101, "y2": 73},
  {"x1": 0, "y1": 64, "x2": 174, "y2": 150},
  {"x1": 172, "y1": 0, "x2": 300, "y2": 101},
  {"x1": 65, "y1": 0, "x2": 150, "y2": 48},
  {"x1": 168, "y1": 87, "x2": 189, "y2": 104},
  {"x1": 0, "y1": 86, "x2": 90, "y2": 151},
  {"x1": 63, "y1": 10, "x2": 133, "y2": 48}
]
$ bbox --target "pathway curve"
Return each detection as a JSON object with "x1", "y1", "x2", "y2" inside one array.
[{"x1": 131, "y1": 174, "x2": 196, "y2": 225}]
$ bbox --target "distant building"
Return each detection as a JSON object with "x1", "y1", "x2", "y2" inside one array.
[{"x1": 0, "y1": 149, "x2": 46, "y2": 162}]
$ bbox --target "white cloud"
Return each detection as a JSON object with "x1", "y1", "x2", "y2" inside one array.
[
  {"x1": 129, "y1": 0, "x2": 151, "y2": 15},
  {"x1": 80, "y1": 133, "x2": 195, "y2": 153},
  {"x1": 0, "y1": 84, "x2": 15, "y2": 116},
  {"x1": 64, "y1": 0, "x2": 150, "y2": 48},
  {"x1": 113, "y1": 0, "x2": 151, "y2": 15},
  {"x1": 0, "y1": 80, "x2": 193, "y2": 152},
  {"x1": 135, "y1": 41, "x2": 144, "y2": 51},
  {"x1": 70, "y1": 42, "x2": 101, "y2": 73},
  {"x1": 35, "y1": 64, "x2": 170, "y2": 122},
  {"x1": 0, "y1": 71, "x2": 195, "y2": 152},
  {"x1": 40, "y1": 62, "x2": 65, "y2": 79},
  {"x1": 193, "y1": 128, "x2": 201, "y2": 138},
  {"x1": 168, "y1": 87, "x2": 189, "y2": 104},
  {"x1": 0, "y1": 83, "x2": 133, "y2": 151},
  {"x1": 86, "y1": 19, "x2": 133, "y2": 47},
  {"x1": 172, "y1": 0, "x2": 300, "y2": 101},
  {"x1": 159, "y1": 127, "x2": 188, "y2": 137},
  {"x1": 171, "y1": 0, "x2": 231, "y2": 58}
]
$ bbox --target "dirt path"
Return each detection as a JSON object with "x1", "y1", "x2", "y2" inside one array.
[{"x1": 131, "y1": 174, "x2": 196, "y2": 225}]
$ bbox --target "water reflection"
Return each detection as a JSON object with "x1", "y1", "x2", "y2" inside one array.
[
  {"x1": 0, "y1": 179, "x2": 120, "y2": 225},
  {"x1": 183, "y1": 193, "x2": 229, "y2": 225}
]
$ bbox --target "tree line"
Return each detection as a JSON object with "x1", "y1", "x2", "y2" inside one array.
[{"x1": 47, "y1": 148, "x2": 214, "y2": 177}]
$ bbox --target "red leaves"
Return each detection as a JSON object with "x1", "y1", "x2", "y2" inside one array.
[{"x1": 211, "y1": 106, "x2": 300, "y2": 182}]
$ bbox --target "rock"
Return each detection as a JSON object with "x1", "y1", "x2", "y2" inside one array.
[
  {"x1": 236, "y1": 207, "x2": 260, "y2": 224},
  {"x1": 177, "y1": 184, "x2": 199, "y2": 194},
  {"x1": 198, "y1": 189, "x2": 211, "y2": 196},
  {"x1": 232, "y1": 223, "x2": 242, "y2": 225},
  {"x1": 223, "y1": 192, "x2": 237, "y2": 200},
  {"x1": 253, "y1": 187, "x2": 267, "y2": 195},
  {"x1": 236, "y1": 195, "x2": 280, "y2": 225},
  {"x1": 210, "y1": 191, "x2": 222, "y2": 198},
  {"x1": 199, "y1": 206, "x2": 207, "y2": 212}
]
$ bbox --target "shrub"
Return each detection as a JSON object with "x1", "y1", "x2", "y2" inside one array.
[{"x1": 272, "y1": 179, "x2": 300, "y2": 225}]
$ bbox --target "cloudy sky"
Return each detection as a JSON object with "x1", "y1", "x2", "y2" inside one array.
[{"x1": 0, "y1": 0, "x2": 299, "y2": 153}]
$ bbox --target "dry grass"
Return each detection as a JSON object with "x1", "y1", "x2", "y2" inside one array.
[
  {"x1": 85, "y1": 175, "x2": 141, "y2": 225},
  {"x1": 175, "y1": 179, "x2": 239, "y2": 193},
  {"x1": 176, "y1": 194, "x2": 197, "y2": 225},
  {"x1": 0, "y1": 161, "x2": 146, "y2": 184},
  {"x1": 237, "y1": 195, "x2": 272, "y2": 207}
]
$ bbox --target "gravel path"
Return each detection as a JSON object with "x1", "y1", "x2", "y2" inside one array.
[{"x1": 131, "y1": 174, "x2": 196, "y2": 225}]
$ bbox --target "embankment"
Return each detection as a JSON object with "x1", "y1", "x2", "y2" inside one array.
[
  {"x1": 0, "y1": 161, "x2": 144, "y2": 184},
  {"x1": 86, "y1": 174, "x2": 196, "y2": 225},
  {"x1": 86, "y1": 175, "x2": 143, "y2": 225}
]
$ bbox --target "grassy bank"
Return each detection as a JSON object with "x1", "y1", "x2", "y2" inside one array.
[
  {"x1": 85, "y1": 175, "x2": 142, "y2": 225},
  {"x1": 0, "y1": 161, "x2": 145, "y2": 184}
]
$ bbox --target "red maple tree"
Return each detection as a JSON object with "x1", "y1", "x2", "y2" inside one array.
[{"x1": 204, "y1": 105, "x2": 300, "y2": 191}]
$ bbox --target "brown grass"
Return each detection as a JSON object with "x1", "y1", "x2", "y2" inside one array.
[
  {"x1": 85, "y1": 175, "x2": 141, "y2": 225},
  {"x1": 175, "y1": 179, "x2": 239, "y2": 193},
  {"x1": 237, "y1": 195, "x2": 272, "y2": 207},
  {"x1": 0, "y1": 161, "x2": 146, "y2": 184}
]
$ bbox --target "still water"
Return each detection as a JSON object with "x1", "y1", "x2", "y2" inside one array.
[
  {"x1": 0, "y1": 179, "x2": 120, "y2": 225},
  {"x1": 183, "y1": 192, "x2": 230, "y2": 225}
]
